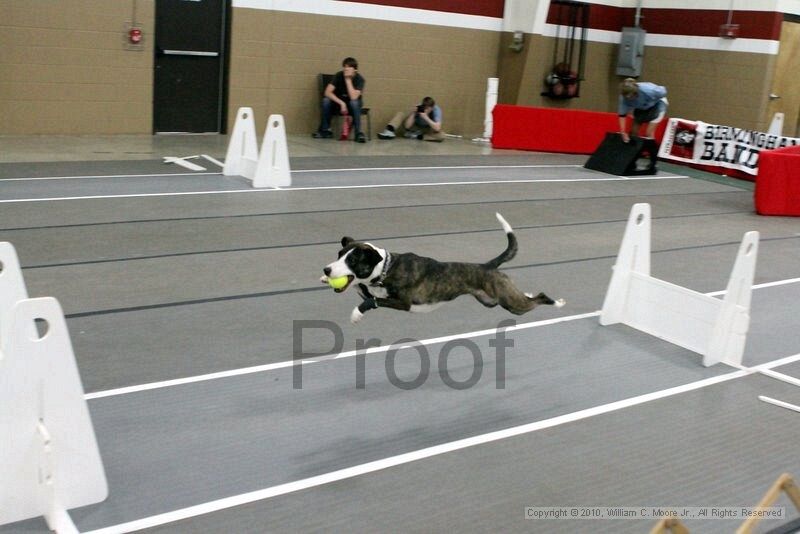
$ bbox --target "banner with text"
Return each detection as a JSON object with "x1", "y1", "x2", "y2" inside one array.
[{"x1": 658, "y1": 118, "x2": 800, "y2": 175}]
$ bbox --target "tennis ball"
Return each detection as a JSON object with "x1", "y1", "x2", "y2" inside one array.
[{"x1": 328, "y1": 276, "x2": 349, "y2": 290}]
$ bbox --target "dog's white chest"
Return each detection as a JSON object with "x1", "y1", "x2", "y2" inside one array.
[{"x1": 369, "y1": 286, "x2": 388, "y2": 298}]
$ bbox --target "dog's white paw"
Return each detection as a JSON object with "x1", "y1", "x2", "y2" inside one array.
[
  {"x1": 524, "y1": 292, "x2": 533, "y2": 298},
  {"x1": 320, "y1": 275, "x2": 329, "y2": 284},
  {"x1": 554, "y1": 298, "x2": 566, "y2": 308},
  {"x1": 350, "y1": 307, "x2": 364, "y2": 324}
]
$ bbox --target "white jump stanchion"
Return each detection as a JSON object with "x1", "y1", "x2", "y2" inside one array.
[
  {"x1": 223, "y1": 108, "x2": 291, "y2": 188},
  {"x1": 252, "y1": 114, "x2": 291, "y2": 188},
  {"x1": 1, "y1": 241, "x2": 29, "y2": 311},
  {"x1": 0, "y1": 242, "x2": 31, "y2": 340},
  {"x1": 600, "y1": 203, "x2": 759, "y2": 367},
  {"x1": 483, "y1": 77, "x2": 499, "y2": 139},
  {"x1": 768, "y1": 112, "x2": 785, "y2": 136},
  {"x1": 0, "y1": 297, "x2": 108, "y2": 532},
  {"x1": 473, "y1": 78, "x2": 499, "y2": 143},
  {"x1": 223, "y1": 107, "x2": 259, "y2": 179},
  {"x1": 705, "y1": 232, "x2": 758, "y2": 366}
]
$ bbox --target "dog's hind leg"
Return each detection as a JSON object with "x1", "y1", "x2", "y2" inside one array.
[
  {"x1": 492, "y1": 276, "x2": 564, "y2": 315},
  {"x1": 471, "y1": 289, "x2": 498, "y2": 308}
]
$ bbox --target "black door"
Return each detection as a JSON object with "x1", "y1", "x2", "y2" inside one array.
[{"x1": 153, "y1": 0, "x2": 227, "y2": 133}]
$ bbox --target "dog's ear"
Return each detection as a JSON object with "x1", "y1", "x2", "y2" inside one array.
[{"x1": 341, "y1": 237, "x2": 355, "y2": 247}]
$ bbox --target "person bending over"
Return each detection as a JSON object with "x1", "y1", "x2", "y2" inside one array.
[{"x1": 617, "y1": 78, "x2": 668, "y2": 143}]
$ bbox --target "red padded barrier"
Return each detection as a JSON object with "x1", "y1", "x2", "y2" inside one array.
[
  {"x1": 491, "y1": 104, "x2": 665, "y2": 154},
  {"x1": 755, "y1": 144, "x2": 800, "y2": 216}
]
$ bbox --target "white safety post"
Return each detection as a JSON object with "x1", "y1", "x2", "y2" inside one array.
[
  {"x1": 0, "y1": 297, "x2": 108, "y2": 531},
  {"x1": 252, "y1": 114, "x2": 291, "y2": 188},
  {"x1": 599, "y1": 203, "x2": 651, "y2": 325},
  {"x1": 0, "y1": 242, "x2": 31, "y2": 344},
  {"x1": 600, "y1": 203, "x2": 758, "y2": 367},
  {"x1": 223, "y1": 107, "x2": 259, "y2": 179},
  {"x1": 223, "y1": 108, "x2": 291, "y2": 188},
  {"x1": 768, "y1": 112, "x2": 785, "y2": 136},
  {"x1": 1, "y1": 241, "x2": 28, "y2": 315},
  {"x1": 705, "y1": 231, "x2": 758, "y2": 367},
  {"x1": 483, "y1": 77, "x2": 499, "y2": 139}
]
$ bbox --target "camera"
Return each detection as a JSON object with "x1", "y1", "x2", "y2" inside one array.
[{"x1": 416, "y1": 104, "x2": 426, "y2": 113}]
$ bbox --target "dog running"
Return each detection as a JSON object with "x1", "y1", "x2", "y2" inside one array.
[{"x1": 320, "y1": 213, "x2": 565, "y2": 324}]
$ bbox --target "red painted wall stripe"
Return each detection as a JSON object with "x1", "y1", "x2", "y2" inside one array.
[
  {"x1": 547, "y1": 4, "x2": 782, "y2": 40},
  {"x1": 340, "y1": 0, "x2": 504, "y2": 19}
]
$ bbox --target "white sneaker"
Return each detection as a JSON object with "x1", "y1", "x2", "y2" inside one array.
[
  {"x1": 404, "y1": 130, "x2": 421, "y2": 139},
  {"x1": 377, "y1": 128, "x2": 396, "y2": 139}
]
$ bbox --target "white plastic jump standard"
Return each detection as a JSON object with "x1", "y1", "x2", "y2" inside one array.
[
  {"x1": 600, "y1": 203, "x2": 759, "y2": 367},
  {"x1": 483, "y1": 77, "x2": 499, "y2": 139},
  {"x1": 223, "y1": 107, "x2": 291, "y2": 188},
  {"x1": 768, "y1": 112, "x2": 785, "y2": 136},
  {"x1": 0, "y1": 297, "x2": 108, "y2": 532},
  {"x1": 0, "y1": 241, "x2": 29, "y2": 327}
]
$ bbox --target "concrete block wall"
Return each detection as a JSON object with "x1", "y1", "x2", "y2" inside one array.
[{"x1": 0, "y1": 0, "x2": 154, "y2": 134}]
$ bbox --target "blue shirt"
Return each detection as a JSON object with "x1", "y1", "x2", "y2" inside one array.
[
  {"x1": 415, "y1": 105, "x2": 442, "y2": 127},
  {"x1": 618, "y1": 82, "x2": 667, "y2": 116}
]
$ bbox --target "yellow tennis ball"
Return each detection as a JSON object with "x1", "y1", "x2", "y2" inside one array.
[{"x1": 328, "y1": 276, "x2": 349, "y2": 289}]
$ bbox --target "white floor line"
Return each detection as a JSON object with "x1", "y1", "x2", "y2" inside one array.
[
  {"x1": 84, "y1": 311, "x2": 601, "y2": 400},
  {"x1": 0, "y1": 176, "x2": 691, "y2": 203},
  {"x1": 0, "y1": 172, "x2": 221, "y2": 182},
  {"x1": 295, "y1": 164, "x2": 584, "y2": 172},
  {"x1": 81, "y1": 368, "x2": 750, "y2": 534},
  {"x1": 0, "y1": 164, "x2": 581, "y2": 182},
  {"x1": 758, "y1": 395, "x2": 800, "y2": 413},
  {"x1": 706, "y1": 277, "x2": 800, "y2": 297},
  {"x1": 758, "y1": 368, "x2": 800, "y2": 388},
  {"x1": 749, "y1": 351, "x2": 800, "y2": 372},
  {"x1": 83, "y1": 276, "x2": 800, "y2": 401}
]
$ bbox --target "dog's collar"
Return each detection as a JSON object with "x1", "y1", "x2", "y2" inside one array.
[{"x1": 370, "y1": 252, "x2": 392, "y2": 286}]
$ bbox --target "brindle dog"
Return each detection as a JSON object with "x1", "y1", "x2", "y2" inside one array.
[{"x1": 321, "y1": 213, "x2": 565, "y2": 323}]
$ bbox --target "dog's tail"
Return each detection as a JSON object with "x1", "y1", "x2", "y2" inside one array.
[{"x1": 484, "y1": 213, "x2": 518, "y2": 269}]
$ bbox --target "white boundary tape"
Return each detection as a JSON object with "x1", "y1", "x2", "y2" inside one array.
[
  {"x1": 0, "y1": 176, "x2": 691, "y2": 204},
  {"x1": 758, "y1": 396, "x2": 800, "y2": 413}
]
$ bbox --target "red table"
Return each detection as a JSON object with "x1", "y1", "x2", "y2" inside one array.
[{"x1": 755, "y1": 144, "x2": 800, "y2": 216}]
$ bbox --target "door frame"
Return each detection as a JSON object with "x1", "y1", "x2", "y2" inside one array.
[{"x1": 152, "y1": 0, "x2": 231, "y2": 134}]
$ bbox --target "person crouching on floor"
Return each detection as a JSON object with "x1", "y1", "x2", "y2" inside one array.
[{"x1": 378, "y1": 97, "x2": 444, "y2": 142}]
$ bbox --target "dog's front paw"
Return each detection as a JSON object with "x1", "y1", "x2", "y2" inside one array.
[
  {"x1": 350, "y1": 307, "x2": 364, "y2": 324},
  {"x1": 554, "y1": 298, "x2": 566, "y2": 308},
  {"x1": 320, "y1": 275, "x2": 329, "y2": 284}
]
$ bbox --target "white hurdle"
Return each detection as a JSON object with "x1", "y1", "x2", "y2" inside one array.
[
  {"x1": 600, "y1": 203, "x2": 759, "y2": 367},
  {"x1": 223, "y1": 107, "x2": 291, "y2": 188},
  {"x1": 1, "y1": 243, "x2": 108, "y2": 532},
  {"x1": 0, "y1": 241, "x2": 29, "y2": 323}
]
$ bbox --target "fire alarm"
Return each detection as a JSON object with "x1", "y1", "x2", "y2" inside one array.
[{"x1": 128, "y1": 27, "x2": 142, "y2": 44}]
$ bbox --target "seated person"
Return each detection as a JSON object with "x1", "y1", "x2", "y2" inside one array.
[
  {"x1": 313, "y1": 57, "x2": 366, "y2": 143},
  {"x1": 377, "y1": 97, "x2": 443, "y2": 142}
]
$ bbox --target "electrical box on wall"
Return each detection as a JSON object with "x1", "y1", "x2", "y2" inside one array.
[{"x1": 616, "y1": 27, "x2": 646, "y2": 77}]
